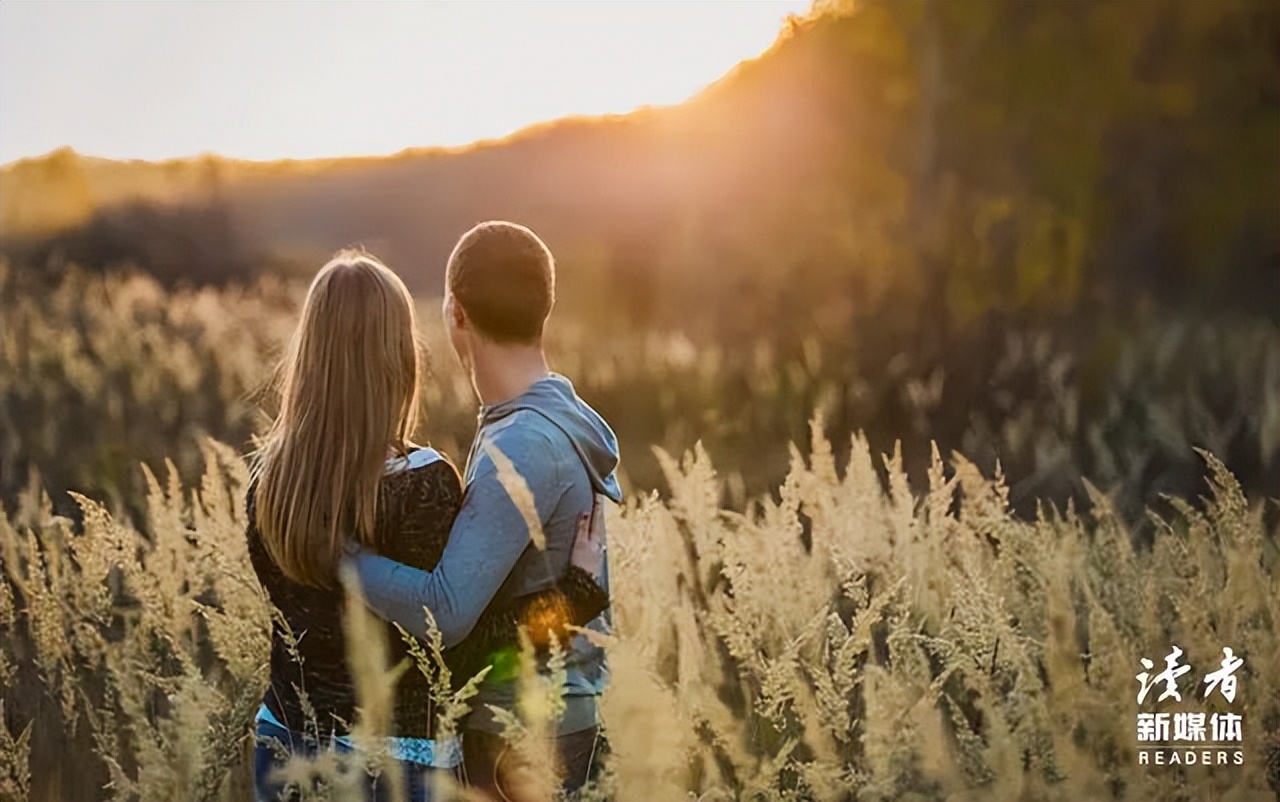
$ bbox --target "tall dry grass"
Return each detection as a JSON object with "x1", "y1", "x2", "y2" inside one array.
[
  {"x1": 6, "y1": 266, "x2": 1278, "y2": 527},
  {"x1": 1, "y1": 418, "x2": 1276, "y2": 801},
  {"x1": 2, "y1": 268, "x2": 1277, "y2": 800}
]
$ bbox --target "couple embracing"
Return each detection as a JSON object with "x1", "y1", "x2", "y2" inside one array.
[{"x1": 246, "y1": 221, "x2": 621, "y2": 801}]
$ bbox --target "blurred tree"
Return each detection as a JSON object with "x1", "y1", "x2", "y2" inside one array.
[{"x1": 0, "y1": 147, "x2": 96, "y2": 235}]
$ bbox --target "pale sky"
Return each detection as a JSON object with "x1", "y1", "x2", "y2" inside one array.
[{"x1": 0, "y1": 1, "x2": 811, "y2": 165}]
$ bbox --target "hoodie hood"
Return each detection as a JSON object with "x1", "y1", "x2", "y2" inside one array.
[{"x1": 478, "y1": 373, "x2": 623, "y2": 502}]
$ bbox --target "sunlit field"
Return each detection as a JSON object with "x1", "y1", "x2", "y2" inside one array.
[
  {"x1": 1, "y1": 269, "x2": 1277, "y2": 802},
  {"x1": 3, "y1": 0, "x2": 1279, "y2": 799}
]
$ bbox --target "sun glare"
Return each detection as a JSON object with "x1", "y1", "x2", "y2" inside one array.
[{"x1": 0, "y1": 1, "x2": 811, "y2": 164}]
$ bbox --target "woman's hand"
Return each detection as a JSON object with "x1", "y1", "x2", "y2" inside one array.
[{"x1": 570, "y1": 494, "x2": 608, "y2": 580}]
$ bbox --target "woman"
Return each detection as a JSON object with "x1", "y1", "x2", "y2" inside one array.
[{"x1": 247, "y1": 250, "x2": 607, "y2": 802}]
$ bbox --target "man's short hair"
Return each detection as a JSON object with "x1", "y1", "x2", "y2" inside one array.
[{"x1": 445, "y1": 221, "x2": 555, "y2": 343}]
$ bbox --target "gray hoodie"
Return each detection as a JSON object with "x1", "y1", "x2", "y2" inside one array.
[{"x1": 349, "y1": 373, "x2": 621, "y2": 735}]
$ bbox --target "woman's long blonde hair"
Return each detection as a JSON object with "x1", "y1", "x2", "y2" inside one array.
[{"x1": 253, "y1": 250, "x2": 421, "y2": 588}]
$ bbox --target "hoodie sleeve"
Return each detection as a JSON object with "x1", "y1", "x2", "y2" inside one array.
[{"x1": 347, "y1": 424, "x2": 571, "y2": 647}]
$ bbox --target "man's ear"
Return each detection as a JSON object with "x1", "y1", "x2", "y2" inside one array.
[{"x1": 444, "y1": 294, "x2": 467, "y2": 329}]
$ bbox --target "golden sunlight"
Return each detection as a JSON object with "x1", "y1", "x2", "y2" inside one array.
[{"x1": 0, "y1": 1, "x2": 811, "y2": 164}]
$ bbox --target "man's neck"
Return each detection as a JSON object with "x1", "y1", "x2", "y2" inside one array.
[{"x1": 471, "y1": 344, "x2": 550, "y2": 408}]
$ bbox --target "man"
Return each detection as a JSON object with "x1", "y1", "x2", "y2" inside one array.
[{"x1": 349, "y1": 220, "x2": 622, "y2": 798}]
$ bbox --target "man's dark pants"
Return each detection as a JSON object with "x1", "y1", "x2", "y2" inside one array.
[{"x1": 462, "y1": 726, "x2": 607, "y2": 801}]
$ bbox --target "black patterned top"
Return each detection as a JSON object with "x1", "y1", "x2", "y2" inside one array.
[{"x1": 246, "y1": 449, "x2": 608, "y2": 739}]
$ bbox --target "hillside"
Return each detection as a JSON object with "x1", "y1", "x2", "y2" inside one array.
[
  {"x1": 4, "y1": 2, "x2": 1276, "y2": 330},
  {"x1": 0, "y1": 16, "x2": 836, "y2": 300},
  {"x1": 1, "y1": 0, "x2": 1277, "y2": 544}
]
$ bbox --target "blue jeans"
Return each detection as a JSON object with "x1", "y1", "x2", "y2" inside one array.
[{"x1": 254, "y1": 718, "x2": 457, "y2": 802}]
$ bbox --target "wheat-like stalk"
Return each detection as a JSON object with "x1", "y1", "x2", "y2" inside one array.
[{"x1": 0, "y1": 421, "x2": 1275, "y2": 801}]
